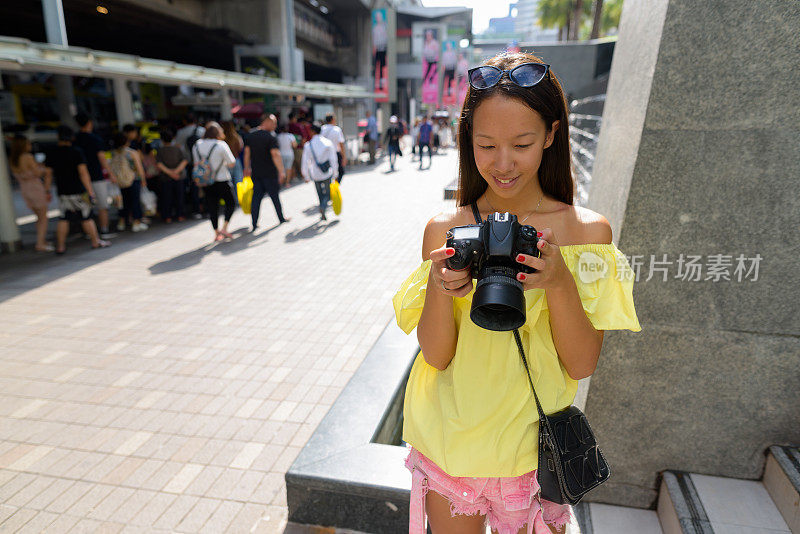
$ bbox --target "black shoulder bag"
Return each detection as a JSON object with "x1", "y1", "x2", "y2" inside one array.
[
  {"x1": 308, "y1": 139, "x2": 332, "y2": 174},
  {"x1": 513, "y1": 330, "x2": 610, "y2": 504},
  {"x1": 469, "y1": 203, "x2": 610, "y2": 505}
]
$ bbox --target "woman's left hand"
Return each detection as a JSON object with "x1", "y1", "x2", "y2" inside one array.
[{"x1": 515, "y1": 228, "x2": 572, "y2": 291}]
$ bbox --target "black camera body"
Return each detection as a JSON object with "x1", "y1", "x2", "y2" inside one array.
[{"x1": 445, "y1": 212, "x2": 540, "y2": 331}]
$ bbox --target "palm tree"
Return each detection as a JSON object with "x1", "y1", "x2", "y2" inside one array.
[
  {"x1": 570, "y1": 0, "x2": 584, "y2": 40},
  {"x1": 590, "y1": 0, "x2": 603, "y2": 39},
  {"x1": 537, "y1": 0, "x2": 573, "y2": 41}
]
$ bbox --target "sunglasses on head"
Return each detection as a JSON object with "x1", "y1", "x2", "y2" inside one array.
[{"x1": 467, "y1": 63, "x2": 550, "y2": 90}]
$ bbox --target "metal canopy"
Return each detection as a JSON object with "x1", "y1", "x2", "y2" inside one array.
[{"x1": 0, "y1": 36, "x2": 378, "y2": 100}]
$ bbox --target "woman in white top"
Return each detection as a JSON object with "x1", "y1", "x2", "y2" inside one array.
[
  {"x1": 193, "y1": 122, "x2": 236, "y2": 241},
  {"x1": 276, "y1": 125, "x2": 298, "y2": 183},
  {"x1": 301, "y1": 124, "x2": 338, "y2": 221}
]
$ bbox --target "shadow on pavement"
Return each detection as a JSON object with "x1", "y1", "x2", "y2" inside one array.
[
  {"x1": 148, "y1": 224, "x2": 280, "y2": 275},
  {"x1": 0, "y1": 217, "x2": 265, "y2": 304},
  {"x1": 284, "y1": 219, "x2": 340, "y2": 243}
]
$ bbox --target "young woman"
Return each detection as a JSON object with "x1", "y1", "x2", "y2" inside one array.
[
  {"x1": 393, "y1": 53, "x2": 641, "y2": 534},
  {"x1": 110, "y1": 133, "x2": 148, "y2": 232},
  {"x1": 276, "y1": 125, "x2": 298, "y2": 184},
  {"x1": 221, "y1": 120, "x2": 244, "y2": 189},
  {"x1": 9, "y1": 135, "x2": 53, "y2": 251},
  {"x1": 193, "y1": 122, "x2": 236, "y2": 241}
]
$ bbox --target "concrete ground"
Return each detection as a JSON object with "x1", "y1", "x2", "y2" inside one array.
[{"x1": 0, "y1": 147, "x2": 456, "y2": 533}]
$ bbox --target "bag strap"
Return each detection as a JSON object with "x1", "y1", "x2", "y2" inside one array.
[
  {"x1": 513, "y1": 329, "x2": 556, "y2": 440},
  {"x1": 208, "y1": 143, "x2": 225, "y2": 179},
  {"x1": 308, "y1": 138, "x2": 323, "y2": 166},
  {"x1": 471, "y1": 202, "x2": 481, "y2": 223}
]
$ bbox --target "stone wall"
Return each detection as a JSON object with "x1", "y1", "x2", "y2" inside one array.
[{"x1": 585, "y1": 0, "x2": 800, "y2": 508}]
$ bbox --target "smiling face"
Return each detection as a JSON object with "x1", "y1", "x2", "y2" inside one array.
[{"x1": 471, "y1": 94, "x2": 559, "y2": 197}]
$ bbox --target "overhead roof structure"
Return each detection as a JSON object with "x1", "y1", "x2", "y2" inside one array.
[
  {"x1": 396, "y1": 6, "x2": 472, "y2": 19},
  {"x1": 0, "y1": 36, "x2": 378, "y2": 100}
]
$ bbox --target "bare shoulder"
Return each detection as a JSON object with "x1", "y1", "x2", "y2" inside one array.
[
  {"x1": 564, "y1": 205, "x2": 612, "y2": 245},
  {"x1": 421, "y1": 206, "x2": 472, "y2": 261}
]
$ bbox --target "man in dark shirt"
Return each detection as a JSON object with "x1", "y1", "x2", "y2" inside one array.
[
  {"x1": 155, "y1": 129, "x2": 188, "y2": 222},
  {"x1": 417, "y1": 116, "x2": 433, "y2": 170},
  {"x1": 243, "y1": 113, "x2": 288, "y2": 231},
  {"x1": 74, "y1": 113, "x2": 116, "y2": 238},
  {"x1": 47, "y1": 126, "x2": 110, "y2": 253}
]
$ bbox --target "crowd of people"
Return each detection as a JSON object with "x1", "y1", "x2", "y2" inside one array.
[
  {"x1": 364, "y1": 112, "x2": 456, "y2": 172},
  {"x1": 8, "y1": 108, "x2": 352, "y2": 252}
]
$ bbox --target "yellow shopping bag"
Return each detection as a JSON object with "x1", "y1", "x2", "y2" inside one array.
[
  {"x1": 237, "y1": 176, "x2": 254, "y2": 214},
  {"x1": 330, "y1": 180, "x2": 342, "y2": 215}
]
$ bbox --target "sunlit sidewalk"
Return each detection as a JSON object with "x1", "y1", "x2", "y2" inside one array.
[{"x1": 0, "y1": 151, "x2": 455, "y2": 533}]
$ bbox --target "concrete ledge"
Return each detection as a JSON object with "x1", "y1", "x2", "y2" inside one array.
[
  {"x1": 286, "y1": 319, "x2": 419, "y2": 532},
  {"x1": 656, "y1": 471, "x2": 713, "y2": 534},
  {"x1": 763, "y1": 446, "x2": 800, "y2": 533}
]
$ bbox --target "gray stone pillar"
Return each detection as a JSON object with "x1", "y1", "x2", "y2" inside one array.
[
  {"x1": 42, "y1": 0, "x2": 77, "y2": 127},
  {"x1": 584, "y1": 0, "x2": 800, "y2": 508},
  {"x1": 219, "y1": 90, "x2": 232, "y2": 120},
  {"x1": 113, "y1": 78, "x2": 136, "y2": 126},
  {"x1": 0, "y1": 117, "x2": 22, "y2": 252}
]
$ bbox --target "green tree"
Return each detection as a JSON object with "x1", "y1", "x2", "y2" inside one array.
[
  {"x1": 539, "y1": 0, "x2": 623, "y2": 41},
  {"x1": 590, "y1": 0, "x2": 603, "y2": 39},
  {"x1": 538, "y1": 0, "x2": 594, "y2": 41},
  {"x1": 600, "y1": 0, "x2": 624, "y2": 35}
]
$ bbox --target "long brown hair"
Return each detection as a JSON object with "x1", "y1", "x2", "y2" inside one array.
[
  {"x1": 9, "y1": 135, "x2": 30, "y2": 168},
  {"x1": 456, "y1": 52, "x2": 573, "y2": 207},
  {"x1": 221, "y1": 121, "x2": 242, "y2": 154}
]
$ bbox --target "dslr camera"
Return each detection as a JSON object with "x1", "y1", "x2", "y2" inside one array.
[{"x1": 446, "y1": 212, "x2": 539, "y2": 331}]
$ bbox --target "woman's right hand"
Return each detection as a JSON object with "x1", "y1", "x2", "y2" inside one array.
[{"x1": 430, "y1": 246, "x2": 473, "y2": 297}]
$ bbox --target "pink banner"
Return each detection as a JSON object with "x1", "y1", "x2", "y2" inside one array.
[
  {"x1": 421, "y1": 28, "x2": 439, "y2": 104},
  {"x1": 457, "y1": 50, "x2": 470, "y2": 105},
  {"x1": 441, "y1": 40, "x2": 458, "y2": 106},
  {"x1": 372, "y1": 9, "x2": 389, "y2": 103}
]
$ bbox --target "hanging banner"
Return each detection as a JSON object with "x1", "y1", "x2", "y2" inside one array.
[
  {"x1": 421, "y1": 27, "x2": 440, "y2": 105},
  {"x1": 372, "y1": 9, "x2": 389, "y2": 102},
  {"x1": 441, "y1": 40, "x2": 458, "y2": 106},
  {"x1": 457, "y1": 49, "x2": 470, "y2": 106}
]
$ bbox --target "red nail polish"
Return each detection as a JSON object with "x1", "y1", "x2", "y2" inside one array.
[
  {"x1": 537, "y1": 232, "x2": 543, "y2": 237},
  {"x1": 516, "y1": 254, "x2": 525, "y2": 262},
  {"x1": 519, "y1": 273, "x2": 527, "y2": 281},
  {"x1": 446, "y1": 248, "x2": 455, "y2": 255}
]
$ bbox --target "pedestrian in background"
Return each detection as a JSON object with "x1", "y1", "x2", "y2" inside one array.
[
  {"x1": 122, "y1": 123, "x2": 142, "y2": 153},
  {"x1": 222, "y1": 121, "x2": 244, "y2": 190},
  {"x1": 301, "y1": 124, "x2": 338, "y2": 221},
  {"x1": 155, "y1": 129, "x2": 187, "y2": 223},
  {"x1": 193, "y1": 122, "x2": 236, "y2": 241},
  {"x1": 74, "y1": 113, "x2": 116, "y2": 238},
  {"x1": 417, "y1": 115, "x2": 433, "y2": 169},
  {"x1": 9, "y1": 135, "x2": 53, "y2": 252},
  {"x1": 110, "y1": 132, "x2": 149, "y2": 232},
  {"x1": 276, "y1": 125, "x2": 297, "y2": 184},
  {"x1": 175, "y1": 114, "x2": 206, "y2": 218},
  {"x1": 384, "y1": 115, "x2": 403, "y2": 172},
  {"x1": 321, "y1": 113, "x2": 347, "y2": 183},
  {"x1": 244, "y1": 113, "x2": 288, "y2": 231},
  {"x1": 410, "y1": 117, "x2": 420, "y2": 160},
  {"x1": 366, "y1": 110, "x2": 378, "y2": 164},
  {"x1": 48, "y1": 126, "x2": 110, "y2": 253},
  {"x1": 287, "y1": 112, "x2": 306, "y2": 183}
]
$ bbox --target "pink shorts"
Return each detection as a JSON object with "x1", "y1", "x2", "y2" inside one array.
[{"x1": 405, "y1": 446, "x2": 573, "y2": 534}]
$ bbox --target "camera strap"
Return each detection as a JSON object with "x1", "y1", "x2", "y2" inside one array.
[{"x1": 471, "y1": 202, "x2": 481, "y2": 224}]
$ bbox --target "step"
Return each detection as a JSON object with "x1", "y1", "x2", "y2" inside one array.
[
  {"x1": 763, "y1": 446, "x2": 800, "y2": 533},
  {"x1": 575, "y1": 501, "x2": 663, "y2": 533},
  {"x1": 658, "y1": 470, "x2": 791, "y2": 533}
]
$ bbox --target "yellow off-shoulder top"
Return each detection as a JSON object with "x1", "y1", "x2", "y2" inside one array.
[{"x1": 392, "y1": 243, "x2": 641, "y2": 478}]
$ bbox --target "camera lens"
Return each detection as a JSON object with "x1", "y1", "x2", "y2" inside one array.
[{"x1": 470, "y1": 266, "x2": 526, "y2": 331}]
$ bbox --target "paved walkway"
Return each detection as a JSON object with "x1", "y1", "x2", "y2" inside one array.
[{"x1": 0, "y1": 149, "x2": 457, "y2": 533}]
